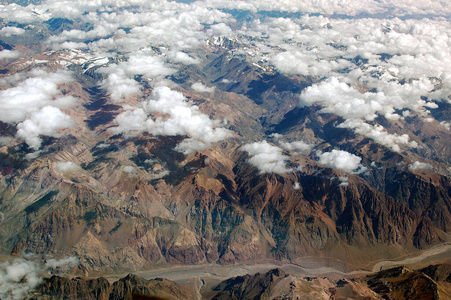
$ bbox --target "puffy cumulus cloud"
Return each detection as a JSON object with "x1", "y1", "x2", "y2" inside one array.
[
  {"x1": 250, "y1": 15, "x2": 451, "y2": 107},
  {"x1": 0, "y1": 4, "x2": 40, "y2": 24},
  {"x1": 42, "y1": 1, "x2": 231, "y2": 54},
  {"x1": 300, "y1": 77, "x2": 436, "y2": 121},
  {"x1": 241, "y1": 141, "x2": 292, "y2": 174},
  {"x1": 337, "y1": 119, "x2": 418, "y2": 152},
  {"x1": 100, "y1": 72, "x2": 142, "y2": 103},
  {"x1": 0, "y1": 70, "x2": 76, "y2": 150},
  {"x1": 168, "y1": 51, "x2": 201, "y2": 65},
  {"x1": 207, "y1": 22, "x2": 234, "y2": 36},
  {"x1": 237, "y1": 17, "x2": 451, "y2": 154},
  {"x1": 0, "y1": 26, "x2": 25, "y2": 37},
  {"x1": 338, "y1": 176, "x2": 349, "y2": 187},
  {"x1": 16, "y1": 106, "x2": 74, "y2": 150},
  {"x1": 0, "y1": 50, "x2": 20, "y2": 60},
  {"x1": 0, "y1": 136, "x2": 14, "y2": 147},
  {"x1": 50, "y1": 41, "x2": 88, "y2": 51},
  {"x1": 0, "y1": 259, "x2": 41, "y2": 300},
  {"x1": 439, "y1": 121, "x2": 451, "y2": 131},
  {"x1": 98, "y1": 52, "x2": 176, "y2": 99},
  {"x1": 111, "y1": 86, "x2": 232, "y2": 154},
  {"x1": 0, "y1": 257, "x2": 78, "y2": 300},
  {"x1": 300, "y1": 78, "x2": 391, "y2": 121},
  {"x1": 0, "y1": 69, "x2": 74, "y2": 123},
  {"x1": 280, "y1": 16, "x2": 450, "y2": 75},
  {"x1": 201, "y1": 0, "x2": 451, "y2": 17},
  {"x1": 32, "y1": 1, "x2": 234, "y2": 101},
  {"x1": 118, "y1": 5, "x2": 230, "y2": 51},
  {"x1": 44, "y1": 256, "x2": 79, "y2": 270},
  {"x1": 55, "y1": 161, "x2": 82, "y2": 173},
  {"x1": 123, "y1": 165, "x2": 138, "y2": 177},
  {"x1": 201, "y1": 0, "x2": 384, "y2": 15},
  {"x1": 272, "y1": 51, "x2": 352, "y2": 77},
  {"x1": 279, "y1": 140, "x2": 314, "y2": 155},
  {"x1": 408, "y1": 161, "x2": 433, "y2": 171},
  {"x1": 316, "y1": 150, "x2": 367, "y2": 174},
  {"x1": 111, "y1": 53, "x2": 176, "y2": 79},
  {"x1": 0, "y1": 72, "x2": 30, "y2": 87},
  {"x1": 299, "y1": 75, "x2": 435, "y2": 152},
  {"x1": 191, "y1": 82, "x2": 216, "y2": 93},
  {"x1": 270, "y1": 134, "x2": 314, "y2": 156},
  {"x1": 384, "y1": 0, "x2": 451, "y2": 17},
  {"x1": 109, "y1": 107, "x2": 147, "y2": 134}
]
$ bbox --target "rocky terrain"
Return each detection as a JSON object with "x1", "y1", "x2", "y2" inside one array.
[
  {"x1": 33, "y1": 273, "x2": 195, "y2": 300},
  {"x1": 0, "y1": 0, "x2": 451, "y2": 299},
  {"x1": 30, "y1": 263, "x2": 451, "y2": 299},
  {"x1": 0, "y1": 41, "x2": 448, "y2": 275}
]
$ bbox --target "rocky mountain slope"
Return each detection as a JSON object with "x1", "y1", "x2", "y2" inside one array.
[
  {"x1": 0, "y1": 43, "x2": 448, "y2": 275},
  {"x1": 31, "y1": 263, "x2": 451, "y2": 299},
  {"x1": 0, "y1": 0, "x2": 450, "y2": 289},
  {"x1": 34, "y1": 273, "x2": 195, "y2": 300}
]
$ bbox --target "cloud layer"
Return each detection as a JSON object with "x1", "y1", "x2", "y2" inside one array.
[
  {"x1": 0, "y1": 257, "x2": 78, "y2": 300},
  {"x1": 55, "y1": 161, "x2": 82, "y2": 173},
  {"x1": 0, "y1": 0, "x2": 449, "y2": 163},
  {"x1": 316, "y1": 150, "x2": 367, "y2": 173},
  {"x1": 241, "y1": 141, "x2": 292, "y2": 174},
  {"x1": 111, "y1": 86, "x2": 232, "y2": 154},
  {"x1": 408, "y1": 161, "x2": 433, "y2": 171},
  {"x1": 202, "y1": 0, "x2": 451, "y2": 17},
  {"x1": 0, "y1": 70, "x2": 76, "y2": 149}
]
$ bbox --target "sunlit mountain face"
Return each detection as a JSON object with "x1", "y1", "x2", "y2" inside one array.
[{"x1": 0, "y1": 0, "x2": 451, "y2": 299}]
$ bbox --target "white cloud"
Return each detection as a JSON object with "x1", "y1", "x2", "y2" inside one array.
[
  {"x1": 0, "y1": 0, "x2": 448, "y2": 164},
  {"x1": 168, "y1": 51, "x2": 201, "y2": 65},
  {"x1": 0, "y1": 259, "x2": 41, "y2": 300},
  {"x1": 0, "y1": 70, "x2": 76, "y2": 150},
  {"x1": 100, "y1": 72, "x2": 142, "y2": 103},
  {"x1": 300, "y1": 77, "x2": 436, "y2": 122},
  {"x1": 191, "y1": 82, "x2": 215, "y2": 93},
  {"x1": 0, "y1": 4, "x2": 40, "y2": 24},
  {"x1": 109, "y1": 107, "x2": 147, "y2": 135},
  {"x1": 439, "y1": 121, "x2": 450, "y2": 131},
  {"x1": 201, "y1": 0, "x2": 451, "y2": 17},
  {"x1": 299, "y1": 76, "x2": 431, "y2": 151},
  {"x1": 337, "y1": 119, "x2": 418, "y2": 152},
  {"x1": 207, "y1": 22, "x2": 234, "y2": 36},
  {"x1": 272, "y1": 51, "x2": 352, "y2": 77},
  {"x1": 0, "y1": 50, "x2": 20, "y2": 60},
  {"x1": 300, "y1": 77, "x2": 388, "y2": 121},
  {"x1": 98, "y1": 52, "x2": 176, "y2": 99},
  {"x1": 279, "y1": 140, "x2": 314, "y2": 155},
  {"x1": 55, "y1": 161, "x2": 82, "y2": 173},
  {"x1": 120, "y1": 53, "x2": 176, "y2": 79},
  {"x1": 0, "y1": 137, "x2": 14, "y2": 147},
  {"x1": 45, "y1": 257, "x2": 78, "y2": 270},
  {"x1": 123, "y1": 165, "x2": 137, "y2": 175},
  {"x1": 16, "y1": 106, "x2": 74, "y2": 150},
  {"x1": 241, "y1": 141, "x2": 292, "y2": 174},
  {"x1": 0, "y1": 26, "x2": 25, "y2": 37},
  {"x1": 99, "y1": 52, "x2": 176, "y2": 81},
  {"x1": 111, "y1": 86, "x2": 232, "y2": 154},
  {"x1": 51, "y1": 41, "x2": 88, "y2": 51},
  {"x1": 408, "y1": 161, "x2": 433, "y2": 171},
  {"x1": 0, "y1": 257, "x2": 78, "y2": 300},
  {"x1": 270, "y1": 134, "x2": 314, "y2": 156},
  {"x1": 0, "y1": 70, "x2": 74, "y2": 123},
  {"x1": 338, "y1": 176, "x2": 349, "y2": 186},
  {"x1": 316, "y1": 149, "x2": 367, "y2": 174}
]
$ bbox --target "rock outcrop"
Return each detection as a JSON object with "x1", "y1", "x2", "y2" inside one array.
[{"x1": 33, "y1": 273, "x2": 195, "y2": 300}]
